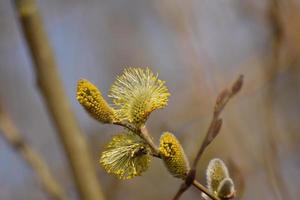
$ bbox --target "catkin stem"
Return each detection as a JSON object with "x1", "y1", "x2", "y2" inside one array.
[
  {"x1": 140, "y1": 125, "x2": 160, "y2": 156},
  {"x1": 113, "y1": 122, "x2": 160, "y2": 157},
  {"x1": 192, "y1": 180, "x2": 220, "y2": 200}
]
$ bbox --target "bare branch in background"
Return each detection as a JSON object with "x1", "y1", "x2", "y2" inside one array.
[
  {"x1": 263, "y1": 0, "x2": 292, "y2": 199},
  {"x1": 173, "y1": 75, "x2": 243, "y2": 200},
  {"x1": 227, "y1": 159, "x2": 245, "y2": 199},
  {"x1": 12, "y1": 0, "x2": 105, "y2": 199},
  {"x1": 0, "y1": 104, "x2": 68, "y2": 200}
]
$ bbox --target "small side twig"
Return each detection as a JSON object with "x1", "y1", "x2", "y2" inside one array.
[
  {"x1": 192, "y1": 75, "x2": 243, "y2": 169},
  {"x1": 173, "y1": 75, "x2": 244, "y2": 200},
  {"x1": 113, "y1": 121, "x2": 160, "y2": 157},
  {"x1": 192, "y1": 180, "x2": 220, "y2": 200},
  {"x1": 0, "y1": 105, "x2": 68, "y2": 200},
  {"x1": 113, "y1": 121, "x2": 137, "y2": 132},
  {"x1": 140, "y1": 125, "x2": 160, "y2": 156}
]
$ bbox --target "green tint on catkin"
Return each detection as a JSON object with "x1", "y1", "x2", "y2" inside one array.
[
  {"x1": 109, "y1": 68, "x2": 170, "y2": 126},
  {"x1": 205, "y1": 158, "x2": 235, "y2": 199},
  {"x1": 159, "y1": 132, "x2": 190, "y2": 179},
  {"x1": 206, "y1": 158, "x2": 229, "y2": 193},
  {"x1": 77, "y1": 79, "x2": 117, "y2": 123},
  {"x1": 100, "y1": 132, "x2": 151, "y2": 179},
  {"x1": 217, "y1": 178, "x2": 235, "y2": 199}
]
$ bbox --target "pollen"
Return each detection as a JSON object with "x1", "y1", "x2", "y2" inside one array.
[
  {"x1": 100, "y1": 133, "x2": 151, "y2": 179},
  {"x1": 109, "y1": 67, "x2": 170, "y2": 126},
  {"x1": 159, "y1": 132, "x2": 190, "y2": 179},
  {"x1": 77, "y1": 79, "x2": 117, "y2": 123}
]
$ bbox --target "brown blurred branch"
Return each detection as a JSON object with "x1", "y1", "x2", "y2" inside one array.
[
  {"x1": 263, "y1": 0, "x2": 291, "y2": 199},
  {"x1": 0, "y1": 105, "x2": 68, "y2": 200},
  {"x1": 12, "y1": 0, "x2": 105, "y2": 199},
  {"x1": 173, "y1": 75, "x2": 243, "y2": 200},
  {"x1": 192, "y1": 75, "x2": 243, "y2": 170}
]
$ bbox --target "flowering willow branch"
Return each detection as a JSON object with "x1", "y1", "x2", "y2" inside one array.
[
  {"x1": 0, "y1": 104, "x2": 68, "y2": 200},
  {"x1": 113, "y1": 121, "x2": 218, "y2": 199},
  {"x1": 76, "y1": 67, "x2": 242, "y2": 199},
  {"x1": 173, "y1": 75, "x2": 244, "y2": 200}
]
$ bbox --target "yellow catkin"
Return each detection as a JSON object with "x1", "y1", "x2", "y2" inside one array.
[
  {"x1": 77, "y1": 79, "x2": 117, "y2": 123},
  {"x1": 159, "y1": 132, "x2": 190, "y2": 179},
  {"x1": 99, "y1": 133, "x2": 151, "y2": 179},
  {"x1": 109, "y1": 67, "x2": 170, "y2": 126}
]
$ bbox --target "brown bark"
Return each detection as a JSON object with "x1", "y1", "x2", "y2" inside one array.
[
  {"x1": 0, "y1": 105, "x2": 68, "y2": 200},
  {"x1": 13, "y1": 0, "x2": 105, "y2": 199}
]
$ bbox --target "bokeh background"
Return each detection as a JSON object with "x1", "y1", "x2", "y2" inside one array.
[{"x1": 0, "y1": 0, "x2": 300, "y2": 199}]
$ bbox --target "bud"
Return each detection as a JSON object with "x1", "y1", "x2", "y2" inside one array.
[
  {"x1": 77, "y1": 79, "x2": 117, "y2": 123},
  {"x1": 159, "y1": 132, "x2": 190, "y2": 179},
  {"x1": 217, "y1": 177, "x2": 236, "y2": 199},
  {"x1": 206, "y1": 158, "x2": 229, "y2": 193},
  {"x1": 231, "y1": 74, "x2": 244, "y2": 96},
  {"x1": 205, "y1": 158, "x2": 236, "y2": 199}
]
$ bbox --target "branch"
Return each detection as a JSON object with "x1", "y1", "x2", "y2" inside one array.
[
  {"x1": 12, "y1": 0, "x2": 105, "y2": 199},
  {"x1": 173, "y1": 75, "x2": 244, "y2": 200},
  {"x1": 192, "y1": 180, "x2": 220, "y2": 200},
  {"x1": 0, "y1": 105, "x2": 68, "y2": 200},
  {"x1": 140, "y1": 125, "x2": 160, "y2": 156},
  {"x1": 192, "y1": 75, "x2": 243, "y2": 169},
  {"x1": 113, "y1": 121, "x2": 161, "y2": 157},
  {"x1": 263, "y1": 0, "x2": 292, "y2": 199}
]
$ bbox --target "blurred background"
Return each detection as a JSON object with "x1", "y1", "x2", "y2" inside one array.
[{"x1": 0, "y1": 0, "x2": 299, "y2": 199}]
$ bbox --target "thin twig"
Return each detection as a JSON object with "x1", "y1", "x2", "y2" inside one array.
[
  {"x1": 113, "y1": 121, "x2": 160, "y2": 157},
  {"x1": 113, "y1": 121, "x2": 138, "y2": 132},
  {"x1": 192, "y1": 180, "x2": 220, "y2": 200},
  {"x1": 0, "y1": 105, "x2": 68, "y2": 200},
  {"x1": 140, "y1": 125, "x2": 160, "y2": 156},
  {"x1": 192, "y1": 75, "x2": 243, "y2": 169},
  {"x1": 173, "y1": 75, "x2": 244, "y2": 200},
  {"x1": 12, "y1": 0, "x2": 105, "y2": 199}
]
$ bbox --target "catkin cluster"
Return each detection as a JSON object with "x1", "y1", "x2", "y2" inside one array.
[
  {"x1": 77, "y1": 67, "x2": 237, "y2": 200},
  {"x1": 77, "y1": 67, "x2": 173, "y2": 179}
]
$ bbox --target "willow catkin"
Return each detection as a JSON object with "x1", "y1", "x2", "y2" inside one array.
[
  {"x1": 109, "y1": 67, "x2": 170, "y2": 126},
  {"x1": 77, "y1": 79, "x2": 117, "y2": 123},
  {"x1": 159, "y1": 132, "x2": 190, "y2": 179}
]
